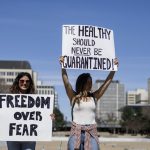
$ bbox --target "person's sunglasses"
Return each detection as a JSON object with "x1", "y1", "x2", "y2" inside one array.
[{"x1": 19, "y1": 79, "x2": 30, "y2": 84}]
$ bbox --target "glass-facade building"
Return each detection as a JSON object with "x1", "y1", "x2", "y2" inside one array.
[{"x1": 93, "y1": 80, "x2": 126, "y2": 126}]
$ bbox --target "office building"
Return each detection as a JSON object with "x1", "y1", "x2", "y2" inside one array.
[
  {"x1": 93, "y1": 80, "x2": 125, "y2": 126},
  {"x1": 127, "y1": 91, "x2": 137, "y2": 105},
  {"x1": 127, "y1": 88, "x2": 148, "y2": 105},
  {"x1": 37, "y1": 81, "x2": 59, "y2": 108}
]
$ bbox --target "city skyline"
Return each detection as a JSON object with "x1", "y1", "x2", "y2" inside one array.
[{"x1": 0, "y1": 0, "x2": 150, "y2": 120}]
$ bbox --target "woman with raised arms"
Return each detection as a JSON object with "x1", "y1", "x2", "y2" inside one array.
[{"x1": 59, "y1": 56, "x2": 119, "y2": 150}]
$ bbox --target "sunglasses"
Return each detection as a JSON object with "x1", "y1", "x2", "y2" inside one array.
[{"x1": 19, "y1": 79, "x2": 30, "y2": 84}]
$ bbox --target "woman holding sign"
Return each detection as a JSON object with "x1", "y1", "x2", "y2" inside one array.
[
  {"x1": 60, "y1": 56, "x2": 118, "y2": 150},
  {"x1": 7, "y1": 72, "x2": 36, "y2": 150}
]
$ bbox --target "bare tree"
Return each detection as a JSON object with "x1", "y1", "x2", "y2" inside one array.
[{"x1": 107, "y1": 113, "x2": 117, "y2": 134}]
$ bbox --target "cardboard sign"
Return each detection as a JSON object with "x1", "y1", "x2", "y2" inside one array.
[
  {"x1": 62, "y1": 25, "x2": 117, "y2": 71},
  {"x1": 0, "y1": 94, "x2": 54, "y2": 141}
]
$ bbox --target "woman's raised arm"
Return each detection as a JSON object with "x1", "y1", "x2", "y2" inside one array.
[
  {"x1": 93, "y1": 58, "x2": 119, "y2": 100},
  {"x1": 59, "y1": 56, "x2": 76, "y2": 102}
]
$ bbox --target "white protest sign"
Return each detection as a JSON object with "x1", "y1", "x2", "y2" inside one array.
[
  {"x1": 62, "y1": 25, "x2": 117, "y2": 71},
  {"x1": 0, "y1": 94, "x2": 54, "y2": 141}
]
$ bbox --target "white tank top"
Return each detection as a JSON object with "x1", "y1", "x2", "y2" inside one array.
[{"x1": 72, "y1": 97, "x2": 96, "y2": 125}]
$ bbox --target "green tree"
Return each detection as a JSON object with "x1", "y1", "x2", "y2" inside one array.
[
  {"x1": 121, "y1": 106, "x2": 134, "y2": 122},
  {"x1": 121, "y1": 106, "x2": 143, "y2": 134},
  {"x1": 121, "y1": 106, "x2": 136, "y2": 133},
  {"x1": 53, "y1": 107, "x2": 66, "y2": 131},
  {"x1": 141, "y1": 107, "x2": 150, "y2": 133}
]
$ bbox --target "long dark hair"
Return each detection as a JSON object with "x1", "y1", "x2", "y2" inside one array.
[
  {"x1": 10, "y1": 72, "x2": 35, "y2": 94},
  {"x1": 75, "y1": 73, "x2": 92, "y2": 94},
  {"x1": 72, "y1": 73, "x2": 92, "y2": 104}
]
